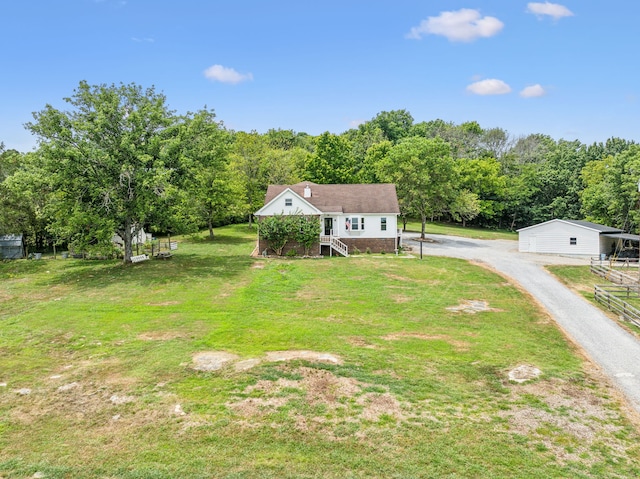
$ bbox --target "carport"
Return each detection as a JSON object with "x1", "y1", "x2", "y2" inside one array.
[{"x1": 603, "y1": 232, "x2": 640, "y2": 259}]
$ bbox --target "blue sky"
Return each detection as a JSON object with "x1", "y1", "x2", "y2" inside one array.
[{"x1": 2, "y1": 1, "x2": 639, "y2": 152}]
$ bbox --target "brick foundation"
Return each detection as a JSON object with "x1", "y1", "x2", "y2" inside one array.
[
  {"x1": 340, "y1": 238, "x2": 397, "y2": 254},
  {"x1": 257, "y1": 237, "x2": 397, "y2": 257},
  {"x1": 257, "y1": 238, "x2": 320, "y2": 257}
]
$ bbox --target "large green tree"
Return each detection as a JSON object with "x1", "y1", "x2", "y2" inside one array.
[
  {"x1": 26, "y1": 81, "x2": 181, "y2": 262},
  {"x1": 581, "y1": 145, "x2": 640, "y2": 232},
  {"x1": 0, "y1": 150, "x2": 53, "y2": 250},
  {"x1": 304, "y1": 132, "x2": 356, "y2": 184},
  {"x1": 529, "y1": 140, "x2": 587, "y2": 223},
  {"x1": 455, "y1": 157, "x2": 507, "y2": 226},
  {"x1": 380, "y1": 137, "x2": 457, "y2": 238},
  {"x1": 169, "y1": 109, "x2": 242, "y2": 239}
]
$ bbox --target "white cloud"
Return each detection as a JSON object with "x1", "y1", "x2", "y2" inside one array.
[
  {"x1": 406, "y1": 9, "x2": 504, "y2": 42},
  {"x1": 526, "y1": 2, "x2": 574, "y2": 20},
  {"x1": 466, "y1": 79, "x2": 512, "y2": 95},
  {"x1": 204, "y1": 64, "x2": 253, "y2": 85},
  {"x1": 520, "y1": 84, "x2": 547, "y2": 98}
]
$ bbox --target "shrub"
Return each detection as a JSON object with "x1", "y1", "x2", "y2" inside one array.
[
  {"x1": 258, "y1": 214, "x2": 320, "y2": 256},
  {"x1": 258, "y1": 214, "x2": 295, "y2": 256}
]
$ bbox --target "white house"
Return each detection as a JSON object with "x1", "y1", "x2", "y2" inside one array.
[
  {"x1": 517, "y1": 219, "x2": 628, "y2": 257},
  {"x1": 112, "y1": 225, "x2": 152, "y2": 248},
  {"x1": 254, "y1": 182, "x2": 401, "y2": 256}
]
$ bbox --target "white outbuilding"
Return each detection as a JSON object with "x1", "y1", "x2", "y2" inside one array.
[{"x1": 517, "y1": 219, "x2": 627, "y2": 257}]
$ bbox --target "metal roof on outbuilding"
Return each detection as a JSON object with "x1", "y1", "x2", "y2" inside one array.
[
  {"x1": 0, "y1": 234, "x2": 25, "y2": 259},
  {"x1": 0, "y1": 234, "x2": 24, "y2": 246},
  {"x1": 604, "y1": 233, "x2": 640, "y2": 242},
  {"x1": 517, "y1": 219, "x2": 623, "y2": 234}
]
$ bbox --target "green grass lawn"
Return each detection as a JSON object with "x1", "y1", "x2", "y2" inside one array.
[
  {"x1": 1, "y1": 225, "x2": 639, "y2": 478},
  {"x1": 404, "y1": 220, "x2": 517, "y2": 240}
]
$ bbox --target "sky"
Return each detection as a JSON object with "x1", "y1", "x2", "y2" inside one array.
[{"x1": 2, "y1": 0, "x2": 640, "y2": 152}]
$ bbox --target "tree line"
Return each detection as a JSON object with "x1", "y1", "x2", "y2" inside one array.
[{"x1": 1, "y1": 81, "x2": 639, "y2": 261}]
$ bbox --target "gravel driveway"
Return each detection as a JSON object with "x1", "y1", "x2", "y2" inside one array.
[{"x1": 404, "y1": 233, "x2": 640, "y2": 414}]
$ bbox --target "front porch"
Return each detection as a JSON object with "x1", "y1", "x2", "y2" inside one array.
[{"x1": 319, "y1": 235, "x2": 349, "y2": 257}]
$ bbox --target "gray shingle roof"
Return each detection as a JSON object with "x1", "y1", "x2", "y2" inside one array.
[
  {"x1": 563, "y1": 220, "x2": 623, "y2": 233},
  {"x1": 263, "y1": 182, "x2": 400, "y2": 214}
]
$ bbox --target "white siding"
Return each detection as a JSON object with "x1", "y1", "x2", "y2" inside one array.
[
  {"x1": 518, "y1": 220, "x2": 601, "y2": 255},
  {"x1": 257, "y1": 191, "x2": 320, "y2": 216},
  {"x1": 333, "y1": 214, "x2": 398, "y2": 239}
]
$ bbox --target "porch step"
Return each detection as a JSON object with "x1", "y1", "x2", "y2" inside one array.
[{"x1": 330, "y1": 237, "x2": 349, "y2": 257}]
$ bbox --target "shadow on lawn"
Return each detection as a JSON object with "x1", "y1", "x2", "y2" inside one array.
[{"x1": 45, "y1": 253, "x2": 255, "y2": 291}]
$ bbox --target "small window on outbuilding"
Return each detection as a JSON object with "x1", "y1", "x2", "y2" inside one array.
[
  {"x1": 570, "y1": 237, "x2": 577, "y2": 245},
  {"x1": 381, "y1": 217, "x2": 387, "y2": 231},
  {"x1": 285, "y1": 198, "x2": 293, "y2": 206}
]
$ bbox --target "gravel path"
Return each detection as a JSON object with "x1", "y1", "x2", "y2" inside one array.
[{"x1": 404, "y1": 233, "x2": 640, "y2": 413}]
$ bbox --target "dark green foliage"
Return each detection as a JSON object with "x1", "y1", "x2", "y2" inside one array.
[
  {"x1": 304, "y1": 132, "x2": 356, "y2": 184},
  {"x1": 258, "y1": 214, "x2": 295, "y2": 256},
  {"x1": 7, "y1": 93, "x2": 640, "y2": 249},
  {"x1": 295, "y1": 215, "x2": 320, "y2": 256},
  {"x1": 258, "y1": 214, "x2": 320, "y2": 256},
  {"x1": 26, "y1": 81, "x2": 180, "y2": 262}
]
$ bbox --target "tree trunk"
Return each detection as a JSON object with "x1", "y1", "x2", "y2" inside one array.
[
  {"x1": 421, "y1": 214, "x2": 427, "y2": 239},
  {"x1": 123, "y1": 220, "x2": 133, "y2": 263},
  {"x1": 208, "y1": 218, "x2": 214, "y2": 239}
]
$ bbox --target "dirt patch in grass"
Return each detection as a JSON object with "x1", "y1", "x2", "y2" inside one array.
[
  {"x1": 251, "y1": 262, "x2": 265, "y2": 269},
  {"x1": 192, "y1": 352, "x2": 240, "y2": 371},
  {"x1": 191, "y1": 350, "x2": 343, "y2": 372},
  {"x1": 508, "y1": 364, "x2": 542, "y2": 383},
  {"x1": 358, "y1": 392, "x2": 405, "y2": 421},
  {"x1": 347, "y1": 337, "x2": 379, "y2": 349},
  {"x1": 145, "y1": 301, "x2": 181, "y2": 306},
  {"x1": 382, "y1": 332, "x2": 471, "y2": 352},
  {"x1": 138, "y1": 331, "x2": 185, "y2": 341},
  {"x1": 498, "y1": 377, "x2": 627, "y2": 465},
  {"x1": 446, "y1": 300, "x2": 504, "y2": 314},
  {"x1": 392, "y1": 295, "x2": 412, "y2": 303},
  {"x1": 227, "y1": 366, "x2": 410, "y2": 436},
  {"x1": 264, "y1": 351, "x2": 343, "y2": 365}
]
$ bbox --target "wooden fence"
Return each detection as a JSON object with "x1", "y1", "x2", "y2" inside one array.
[
  {"x1": 594, "y1": 284, "x2": 640, "y2": 327},
  {"x1": 590, "y1": 258, "x2": 639, "y2": 285}
]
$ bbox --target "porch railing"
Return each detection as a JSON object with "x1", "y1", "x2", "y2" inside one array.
[{"x1": 319, "y1": 234, "x2": 349, "y2": 257}]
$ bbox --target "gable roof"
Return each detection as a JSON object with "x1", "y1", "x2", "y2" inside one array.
[
  {"x1": 254, "y1": 187, "x2": 323, "y2": 216},
  {"x1": 261, "y1": 182, "x2": 400, "y2": 214},
  {"x1": 517, "y1": 219, "x2": 623, "y2": 234}
]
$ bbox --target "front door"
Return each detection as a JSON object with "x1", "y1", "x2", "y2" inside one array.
[{"x1": 324, "y1": 217, "x2": 333, "y2": 236}]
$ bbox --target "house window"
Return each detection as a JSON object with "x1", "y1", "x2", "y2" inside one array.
[
  {"x1": 381, "y1": 218, "x2": 387, "y2": 231},
  {"x1": 346, "y1": 216, "x2": 364, "y2": 231},
  {"x1": 285, "y1": 198, "x2": 292, "y2": 206},
  {"x1": 570, "y1": 237, "x2": 577, "y2": 245}
]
